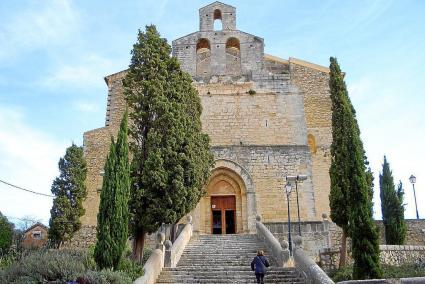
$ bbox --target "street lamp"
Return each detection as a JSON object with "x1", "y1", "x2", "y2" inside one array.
[
  {"x1": 409, "y1": 175, "x2": 419, "y2": 219},
  {"x1": 286, "y1": 175, "x2": 308, "y2": 236},
  {"x1": 284, "y1": 182, "x2": 293, "y2": 255}
]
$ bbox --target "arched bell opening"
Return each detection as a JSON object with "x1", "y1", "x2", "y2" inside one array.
[
  {"x1": 196, "y1": 38, "x2": 211, "y2": 77},
  {"x1": 226, "y1": 37, "x2": 241, "y2": 75}
]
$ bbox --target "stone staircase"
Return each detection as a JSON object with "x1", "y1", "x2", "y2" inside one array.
[{"x1": 156, "y1": 234, "x2": 305, "y2": 284}]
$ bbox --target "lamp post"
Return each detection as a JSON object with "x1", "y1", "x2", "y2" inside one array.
[
  {"x1": 285, "y1": 182, "x2": 293, "y2": 256},
  {"x1": 286, "y1": 175, "x2": 308, "y2": 236},
  {"x1": 409, "y1": 175, "x2": 419, "y2": 219}
]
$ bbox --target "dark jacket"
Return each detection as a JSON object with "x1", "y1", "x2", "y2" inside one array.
[{"x1": 251, "y1": 255, "x2": 270, "y2": 274}]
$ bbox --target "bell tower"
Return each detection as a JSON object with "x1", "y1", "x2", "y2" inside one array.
[
  {"x1": 172, "y1": 1, "x2": 264, "y2": 79},
  {"x1": 199, "y1": 2, "x2": 236, "y2": 31}
]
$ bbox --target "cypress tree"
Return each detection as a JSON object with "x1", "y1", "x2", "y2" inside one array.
[
  {"x1": 379, "y1": 156, "x2": 406, "y2": 245},
  {"x1": 49, "y1": 144, "x2": 87, "y2": 248},
  {"x1": 123, "y1": 25, "x2": 214, "y2": 262},
  {"x1": 329, "y1": 57, "x2": 382, "y2": 279},
  {"x1": 329, "y1": 56, "x2": 351, "y2": 267},
  {"x1": 94, "y1": 111, "x2": 130, "y2": 269}
]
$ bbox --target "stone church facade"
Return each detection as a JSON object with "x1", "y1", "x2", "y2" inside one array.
[{"x1": 77, "y1": 1, "x2": 333, "y2": 244}]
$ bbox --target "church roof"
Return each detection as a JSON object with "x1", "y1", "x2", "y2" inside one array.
[
  {"x1": 199, "y1": 1, "x2": 236, "y2": 10},
  {"x1": 289, "y1": 57, "x2": 330, "y2": 73},
  {"x1": 264, "y1": 54, "x2": 330, "y2": 73}
]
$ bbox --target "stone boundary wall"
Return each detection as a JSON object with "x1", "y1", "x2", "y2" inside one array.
[
  {"x1": 338, "y1": 278, "x2": 425, "y2": 284},
  {"x1": 376, "y1": 220, "x2": 425, "y2": 246},
  {"x1": 266, "y1": 219, "x2": 425, "y2": 261},
  {"x1": 319, "y1": 245, "x2": 425, "y2": 271},
  {"x1": 330, "y1": 220, "x2": 425, "y2": 249}
]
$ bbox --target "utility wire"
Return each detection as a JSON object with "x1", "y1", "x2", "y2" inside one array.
[{"x1": 0, "y1": 178, "x2": 54, "y2": 198}]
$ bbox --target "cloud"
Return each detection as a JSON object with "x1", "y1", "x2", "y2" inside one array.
[
  {"x1": 0, "y1": 105, "x2": 67, "y2": 224},
  {"x1": 0, "y1": 0, "x2": 80, "y2": 62},
  {"x1": 42, "y1": 54, "x2": 117, "y2": 90}
]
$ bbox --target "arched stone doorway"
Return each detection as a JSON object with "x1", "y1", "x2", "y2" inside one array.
[{"x1": 197, "y1": 159, "x2": 257, "y2": 234}]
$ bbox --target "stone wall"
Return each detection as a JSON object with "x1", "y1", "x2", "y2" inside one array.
[
  {"x1": 329, "y1": 220, "x2": 425, "y2": 251},
  {"x1": 81, "y1": 127, "x2": 116, "y2": 226},
  {"x1": 320, "y1": 245, "x2": 425, "y2": 271},
  {"x1": 63, "y1": 225, "x2": 96, "y2": 249},
  {"x1": 290, "y1": 57, "x2": 333, "y2": 220},
  {"x1": 376, "y1": 220, "x2": 425, "y2": 246},
  {"x1": 265, "y1": 219, "x2": 332, "y2": 261},
  {"x1": 197, "y1": 83, "x2": 307, "y2": 146},
  {"x1": 104, "y1": 70, "x2": 127, "y2": 128},
  {"x1": 267, "y1": 219, "x2": 425, "y2": 267},
  {"x1": 212, "y1": 145, "x2": 315, "y2": 222}
]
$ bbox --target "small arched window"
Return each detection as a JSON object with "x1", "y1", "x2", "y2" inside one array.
[
  {"x1": 213, "y1": 9, "x2": 222, "y2": 30},
  {"x1": 307, "y1": 134, "x2": 317, "y2": 154},
  {"x1": 196, "y1": 38, "x2": 211, "y2": 77}
]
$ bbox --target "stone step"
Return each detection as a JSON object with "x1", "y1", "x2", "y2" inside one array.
[
  {"x1": 163, "y1": 267, "x2": 296, "y2": 272},
  {"x1": 160, "y1": 270, "x2": 299, "y2": 276},
  {"x1": 157, "y1": 279, "x2": 304, "y2": 282},
  {"x1": 155, "y1": 234, "x2": 305, "y2": 284}
]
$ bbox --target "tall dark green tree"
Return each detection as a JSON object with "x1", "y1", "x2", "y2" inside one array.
[
  {"x1": 123, "y1": 25, "x2": 214, "y2": 262},
  {"x1": 0, "y1": 212, "x2": 14, "y2": 255},
  {"x1": 329, "y1": 57, "x2": 381, "y2": 279},
  {"x1": 94, "y1": 111, "x2": 130, "y2": 270},
  {"x1": 379, "y1": 156, "x2": 406, "y2": 245},
  {"x1": 49, "y1": 144, "x2": 87, "y2": 248},
  {"x1": 329, "y1": 56, "x2": 352, "y2": 267}
]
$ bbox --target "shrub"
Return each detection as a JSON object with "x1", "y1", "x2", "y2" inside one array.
[
  {"x1": 331, "y1": 265, "x2": 353, "y2": 282},
  {"x1": 141, "y1": 247, "x2": 152, "y2": 266},
  {"x1": 117, "y1": 257, "x2": 143, "y2": 280},
  {"x1": 77, "y1": 270, "x2": 132, "y2": 284},
  {"x1": 0, "y1": 249, "x2": 21, "y2": 269},
  {"x1": 330, "y1": 262, "x2": 425, "y2": 281},
  {"x1": 0, "y1": 249, "x2": 94, "y2": 283},
  {"x1": 114, "y1": 244, "x2": 147, "y2": 280},
  {"x1": 382, "y1": 263, "x2": 425, "y2": 278},
  {"x1": 247, "y1": 89, "x2": 256, "y2": 95},
  {"x1": 0, "y1": 212, "x2": 14, "y2": 255}
]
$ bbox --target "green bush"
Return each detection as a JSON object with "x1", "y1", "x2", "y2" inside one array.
[
  {"x1": 77, "y1": 270, "x2": 132, "y2": 284},
  {"x1": 0, "y1": 249, "x2": 20, "y2": 269},
  {"x1": 382, "y1": 263, "x2": 425, "y2": 278},
  {"x1": 117, "y1": 257, "x2": 143, "y2": 280},
  {"x1": 0, "y1": 249, "x2": 94, "y2": 283},
  {"x1": 330, "y1": 265, "x2": 353, "y2": 282},
  {"x1": 0, "y1": 212, "x2": 14, "y2": 255},
  {"x1": 114, "y1": 245, "x2": 148, "y2": 280},
  {"x1": 141, "y1": 247, "x2": 152, "y2": 266},
  {"x1": 0, "y1": 246, "x2": 151, "y2": 283},
  {"x1": 330, "y1": 263, "x2": 425, "y2": 281}
]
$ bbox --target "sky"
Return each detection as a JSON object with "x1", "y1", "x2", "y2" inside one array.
[{"x1": 0, "y1": 0, "x2": 424, "y2": 226}]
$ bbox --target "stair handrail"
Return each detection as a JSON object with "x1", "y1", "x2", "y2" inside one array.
[
  {"x1": 133, "y1": 232, "x2": 166, "y2": 284},
  {"x1": 292, "y1": 236, "x2": 335, "y2": 284},
  {"x1": 255, "y1": 215, "x2": 290, "y2": 266},
  {"x1": 164, "y1": 215, "x2": 193, "y2": 268}
]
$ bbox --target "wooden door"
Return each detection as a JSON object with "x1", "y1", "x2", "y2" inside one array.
[{"x1": 211, "y1": 196, "x2": 236, "y2": 234}]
